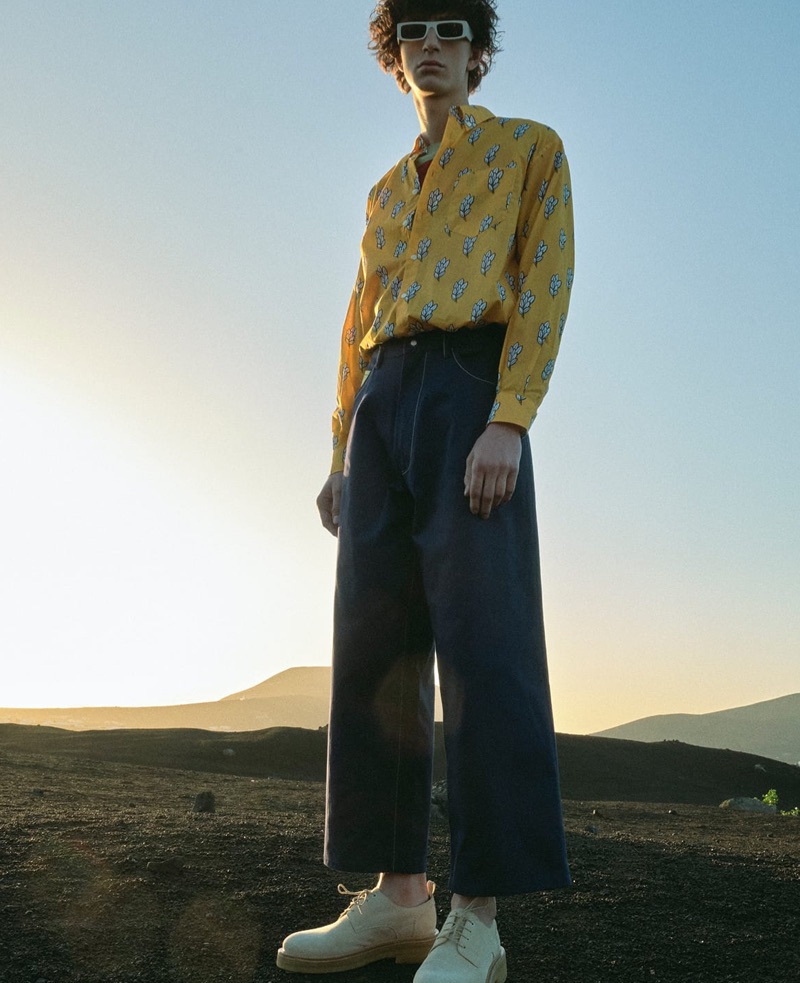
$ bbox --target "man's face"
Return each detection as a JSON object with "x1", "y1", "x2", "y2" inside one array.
[{"x1": 397, "y1": 17, "x2": 480, "y2": 102}]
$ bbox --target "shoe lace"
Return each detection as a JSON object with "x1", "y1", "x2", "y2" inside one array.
[
  {"x1": 337, "y1": 883, "x2": 371, "y2": 917},
  {"x1": 439, "y1": 910, "x2": 473, "y2": 948}
]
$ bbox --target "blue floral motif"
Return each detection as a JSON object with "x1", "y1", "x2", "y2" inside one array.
[
  {"x1": 341, "y1": 364, "x2": 350, "y2": 383},
  {"x1": 346, "y1": 326, "x2": 357, "y2": 345},
  {"x1": 505, "y1": 272, "x2": 517, "y2": 291},
  {"x1": 484, "y1": 144, "x2": 500, "y2": 165},
  {"x1": 372, "y1": 309, "x2": 383, "y2": 333},
  {"x1": 549, "y1": 274, "x2": 562, "y2": 298},
  {"x1": 558, "y1": 313, "x2": 566, "y2": 337},
  {"x1": 498, "y1": 117, "x2": 510, "y2": 126},
  {"x1": 538, "y1": 180, "x2": 549, "y2": 202},
  {"x1": 472, "y1": 299, "x2": 487, "y2": 322},
  {"x1": 518, "y1": 290, "x2": 535, "y2": 316},
  {"x1": 458, "y1": 167, "x2": 471, "y2": 178},
  {"x1": 515, "y1": 393, "x2": 526, "y2": 404},
  {"x1": 376, "y1": 227, "x2": 386, "y2": 249},
  {"x1": 356, "y1": 277, "x2": 365, "y2": 295},
  {"x1": 463, "y1": 235, "x2": 477, "y2": 256},
  {"x1": 467, "y1": 126, "x2": 484, "y2": 144},
  {"x1": 384, "y1": 322, "x2": 396, "y2": 338},
  {"x1": 420, "y1": 301, "x2": 438, "y2": 322},
  {"x1": 559, "y1": 228, "x2": 567, "y2": 250},
  {"x1": 518, "y1": 272, "x2": 527, "y2": 292},
  {"x1": 479, "y1": 214, "x2": 494, "y2": 233},
  {"x1": 527, "y1": 143, "x2": 537, "y2": 163},
  {"x1": 507, "y1": 342, "x2": 523, "y2": 367},
  {"x1": 378, "y1": 188, "x2": 392, "y2": 209},
  {"x1": 488, "y1": 400, "x2": 500, "y2": 422},
  {"x1": 488, "y1": 167, "x2": 503, "y2": 192},
  {"x1": 507, "y1": 232, "x2": 517, "y2": 255},
  {"x1": 401, "y1": 161, "x2": 409, "y2": 183},
  {"x1": 403, "y1": 209, "x2": 416, "y2": 231},
  {"x1": 522, "y1": 221, "x2": 530, "y2": 239},
  {"x1": 513, "y1": 123, "x2": 531, "y2": 140},
  {"x1": 505, "y1": 192, "x2": 514, "y2": 210},
  {"x1": 394, "y1": 241, "x2": 408, "y2": 259},
  {"x1": 391, "y1": 277, "x2": 403, "y2": 301},
  {"x1": 534, "y1": 240, "x2": 548, "y2": 265},
  {"x1": 376, "y1": 265, "x2": 389, "y2": 287},
  {"x1": 497, "y1": 282, "x2": 507, "y2": 301},
  {"x1": 402, "y1": 281, "x2": 421, "y2": 302},
  {"x1": 564, "y1": 184, "x2": 571, "y2": 206},
  {"x1": 541, "y1": 359, "x2": 555, "y2": 381},
  {"x1": 434, "y1": 258, "x2": 451, "y2": 280},
  {"x1": 427, "y1": 189, "x2": 444, "y2": 213},
  {"x1": 544, "y1": 195, "x2": 558, "y2": 219},
  {"x1": 481, "y1": 250, "x2": 496, "y2": 275},
  {"x1": 460, "y1": 194, "x2": 475, "y2": 219},
  {"x1": 554, "y1": 151, "x2": 563, "y2": 171},
  {"x1": 439, "y1": 147, "x2": 454, "y2": 167},
  {"x1": 566, "y1": 267, "x2": 574, "y2": 290},
  {"x1": 463, "y1": 113, "x2": 477, "y2": 129},
  {"x1": 452, "y1": 279, "x2": 468, "y2": 301},
  {"x1": 391, "y1": 200, "x2": 406, "y2": 219},
  {"x1": 414, "y1": 236, "x2": 432, "y2": 261},
  {"x1": 413, "y1": 174, "x2": 421, "y2": 194},
  {"x1": 537, "y1": 322, "x2": 551, "y2": 345}
]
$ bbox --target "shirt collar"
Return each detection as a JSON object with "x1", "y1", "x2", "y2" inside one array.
[{"x1": 411, "y1": 105, "x2": 494, "y2": 155}]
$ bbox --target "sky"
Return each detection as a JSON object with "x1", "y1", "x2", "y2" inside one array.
[{"x1": 1, "y1": 0, "x2": 798, "y2": 734}]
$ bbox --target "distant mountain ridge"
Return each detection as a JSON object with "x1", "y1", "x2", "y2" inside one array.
[
  {"x1": 0, "y1": 667, "x2": 333, "y2": 732},
  {"x1": 594, "y1": 693, "x2": 800, "y2": 765}
]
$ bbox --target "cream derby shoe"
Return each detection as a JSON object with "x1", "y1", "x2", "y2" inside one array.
[
  {"x1": 276, "y1": 882, "x2": 438, "y2": 974},
  {"x1": 413, "y1": 903, "x2": 508, "y2": 983}
]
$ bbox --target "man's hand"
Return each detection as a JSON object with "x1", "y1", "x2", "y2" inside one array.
[
  {"x1": 464, "y1": 422, "x2": 525, "y2": 519},
  {"x1": 317, "y1": 472, "x2": 344, "y2": 537}
]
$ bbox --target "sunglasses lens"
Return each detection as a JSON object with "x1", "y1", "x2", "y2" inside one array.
[
  {"x1": 437, "y1": 21, "x2": 465, "y2": 39},
  {"x1": 399, "y1": 23, "x2": 427, "y2": 41}
]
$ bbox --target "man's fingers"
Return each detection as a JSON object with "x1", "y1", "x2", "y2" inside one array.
[{"x1": 317, "y1": 474, "x2": 343, "y2": 538}]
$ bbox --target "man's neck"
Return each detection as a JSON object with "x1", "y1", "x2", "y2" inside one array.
[{"x1": 412, "y1": 90, "x2": 469, "y2": 146}]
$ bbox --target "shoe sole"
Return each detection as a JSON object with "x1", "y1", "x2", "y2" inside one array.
[{"x1": 276, "y1": 935, "x2": 436, "y2": 974}]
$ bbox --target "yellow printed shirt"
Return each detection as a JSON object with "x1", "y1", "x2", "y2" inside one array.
[{"x1": 331, "y1": 105, "x2": 574, "y2": 473}]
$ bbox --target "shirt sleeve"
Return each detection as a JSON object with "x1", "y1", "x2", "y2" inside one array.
[
  {"x1": 490, "y1": 135, "x2": 575, "y2": 431},
  {"x1": 330, "y1": 254, "x2": 369, "y2": 473}
]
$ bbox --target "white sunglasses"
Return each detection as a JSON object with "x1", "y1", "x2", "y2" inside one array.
[{"x1": 397, "y1": 20, "x2": 474, "y2": 43}]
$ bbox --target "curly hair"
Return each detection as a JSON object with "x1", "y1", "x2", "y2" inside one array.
[{"x1": 368, "y1": 0, "x2": 501, "y2": 94}]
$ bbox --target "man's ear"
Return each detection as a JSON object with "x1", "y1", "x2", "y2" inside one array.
[{"x1": 467, "y1": 46, "x2": 483, "y2": 73}]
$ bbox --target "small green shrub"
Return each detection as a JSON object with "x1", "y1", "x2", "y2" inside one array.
[{"x1": 762, "y1": 788, "x2": 779, "y2": 807}]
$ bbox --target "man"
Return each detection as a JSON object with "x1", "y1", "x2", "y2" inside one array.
[{"x1": 277, "y1": 2, "x2": 574, "y2": 980}]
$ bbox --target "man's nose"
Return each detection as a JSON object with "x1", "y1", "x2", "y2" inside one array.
[{"x1": 422, "y1": 25, "x2": 441, "y2": 48}]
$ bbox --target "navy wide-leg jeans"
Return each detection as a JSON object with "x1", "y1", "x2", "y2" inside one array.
[{"x1": 324, "y1": 325, "x2": 570, "y2": 896}]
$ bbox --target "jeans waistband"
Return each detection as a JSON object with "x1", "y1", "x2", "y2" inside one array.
[{"x1": 372, "y1": 323, "x2": 506, "y2": 364}]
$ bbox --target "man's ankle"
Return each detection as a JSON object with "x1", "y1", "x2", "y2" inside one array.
[{"x1": 377, "y1": 872, "x2": 431, "y2": 907}]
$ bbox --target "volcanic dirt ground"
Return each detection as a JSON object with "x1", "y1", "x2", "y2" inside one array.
[{"x1": 0, "y1": 726, "x2": 798, "y2": 983}]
